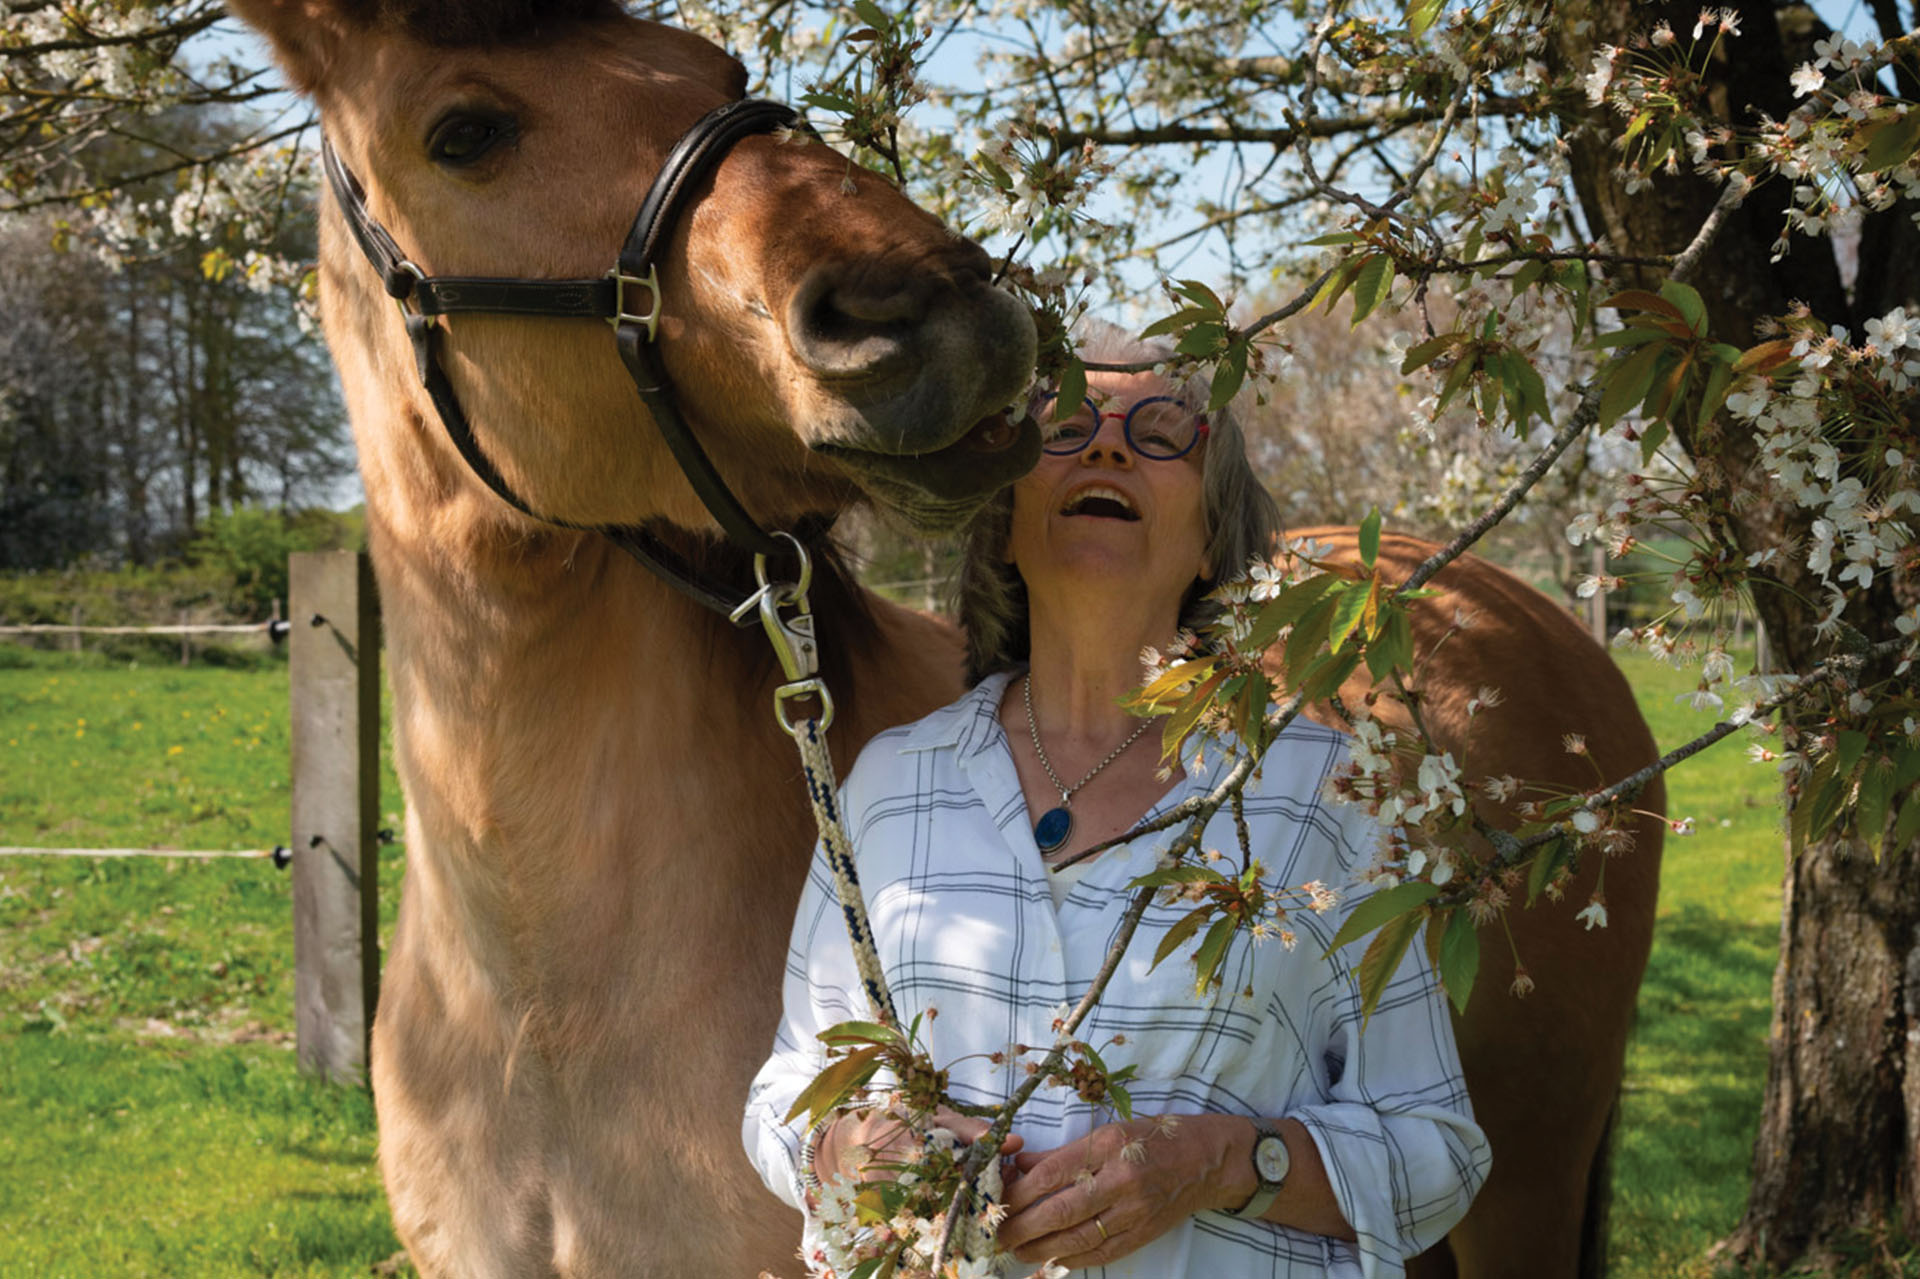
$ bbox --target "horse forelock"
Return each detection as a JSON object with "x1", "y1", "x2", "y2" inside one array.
[{"x1": 336, "y1": 0, "x2": 623, "y2": 46}]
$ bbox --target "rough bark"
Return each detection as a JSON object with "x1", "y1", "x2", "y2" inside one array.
[{"x1": 1551, "y1": 0, "x2": 1920, "y2": 1264}]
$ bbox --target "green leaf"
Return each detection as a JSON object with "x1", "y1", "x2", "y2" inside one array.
[
  {"x1": 1173, "y1": 278, "x2": 1226, "y2": 313},
  {"x1": 1858, "y1": 760, "x2": 1893, "y2": 854},
  {"x1": 1326, "y1": 880, "x2": 1440, "y2": 955},
  {"x1": 1859, "y1": 111, "x2": 1920, "y2": 172},
  {"x1": 1834, "y1": 730, "x2": 1870, "y2": 777},
  {"x1": 1399, "y1": 334, "x2": 1460, "y2": 376},
  {"x1": 1639, "y1": 420, "x2": 1670, "y2": 465},
  {"x1": 1055, "y1": 358, "x2": 1087, "y2": 414},
  {"x1": 1697, "y1": 358, "x2": 1734, "y2": 430},
  {"x1": 1600, "y1": 288, "x2": 1686, "y2": 321},
  {"x1": 1511, "y1": 354, "x2": 1549, "y2": 428},
  {"x1": 1593, "y1": 326, "x2": 1668, "y2": 351},
  {"x1": 1309, "y1": 258, "x2": 1361, "y2": 313},
  {"x1": 1435, "y1": 348, "x2": 1478, "y2": 414},
  {"x1": 1893, "y1": 791, "x2": 1920, "y2": 851},
  {"x1": 1133, "y1": 865, "x2": 1228, "y2": 888},
  {"x1": 848, "y1": 1257, "x2": 885, "y2": 1279},
  {"x1": 1283, "y1": 592, "x2": 1341, "y2": 676},
  {"x1": 1193, "y1": 915, "x2": 1237, "y2": 996},
  {"x1": 1327, "y1": 581, "x2": 1371, "y2": 653},
  {"x1": 1439, "y1": 908, "x2": 1481, "y2": 1015},
  {"x1": 1350, "y1": 254, "x2": 1393, "y2": 325},
  {"x1": 1109, "y1": 1080, "x2": 1134, "y2": 1121},
  {"x1": 1297, "y1": 649, "x2": 1361, "y2": 704},
  {"x1": 1894, "y1": 747, "x2": 1920, "y2": 793},
  {"x1": 784, "y1": 1045, "x2": 884, "y2": 1126},
  {"x1": 1364, "y1": 606, "x2": 1414, "y2": 682},
  {"x1": 801, "y1": 90, "x2": 859, "y2": 114},
  {"x1": 1210, "y1": 344, "x2": 1248, "y2": 411},
  {"x1": 1598, "y1": 341, "x2": 1666, "y2": 430},
  {"x1": 1245, "y1": 573, "x2": 1340, "y2": 653},
  {"x1": 1358, "y1": 507, "x2": 1382, "y2": 568},
  {"x1": 851, "y1": 0, "x2": 890, "y2": 30},
  {"x1": 1151, "y1": 904, "x2": 1218, "y2": 970},
  {"x1": 1139, "y1": 306, "x2": 1213, "y2": 339},
  {"x1": 1176, "y1": 322, "x2": 1227, "y2": 356},
  {"x1": 1658, "y1": 279, "x2": 1707, "y2": 336},
  {"x1": 817, "y1": 1020, "x2": 903, "y2": 1047},
  {"x1": 1301, "y1": 231, "x2": 1364, "y2": 247},
  {"x1": 1356, "y1": 908, "x2": 1425, "y2": 1028},
  {"x1": 1406, "y1": 0, "x2": 1443, "y2": 38},
  {"x1": 1526, "y1": 835, "x2": 1572, "y2": 905}
]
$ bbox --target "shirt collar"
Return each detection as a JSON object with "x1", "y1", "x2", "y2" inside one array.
[{"x1": 895, "y1": 669, "x2": 1017, "y2": 758}]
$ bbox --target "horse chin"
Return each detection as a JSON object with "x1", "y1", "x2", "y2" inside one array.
[{"x1": 814, "y1": 412, "x2": 1040, "y2": 534}]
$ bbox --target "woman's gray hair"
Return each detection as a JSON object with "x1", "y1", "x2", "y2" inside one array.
[{"x1": 953, "y1": 321, "x2": 1282, "y2": 684}]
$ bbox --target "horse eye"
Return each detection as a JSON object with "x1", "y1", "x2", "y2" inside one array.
[{"x1": 427, "y1": 113, "x2": 516, "y2": 166}]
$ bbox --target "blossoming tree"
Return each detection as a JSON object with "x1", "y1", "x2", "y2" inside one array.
[{"x1": 8, "y1": 0, "x2": 1918, "y2": 1269}]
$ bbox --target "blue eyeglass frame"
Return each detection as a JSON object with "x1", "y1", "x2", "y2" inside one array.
[{"x1": 1032, "y1": 392, "x2": 1210, "y2": 460}]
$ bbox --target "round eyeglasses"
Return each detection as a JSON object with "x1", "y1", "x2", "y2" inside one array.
[{"x1": 1032, "y1": 393, "x2": 1209, "y2": 461}]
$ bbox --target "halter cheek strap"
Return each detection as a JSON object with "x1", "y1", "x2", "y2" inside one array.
[{"x1": 320, "y1": 98, "x2": 806, "y2": 614}]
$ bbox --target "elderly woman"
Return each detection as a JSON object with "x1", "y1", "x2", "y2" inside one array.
[{"x1": 744, "y1": 330, "x2": 1489, "y2": 1277}]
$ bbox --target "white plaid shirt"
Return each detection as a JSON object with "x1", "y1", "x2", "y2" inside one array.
[{"x1": 744, "y1": 671, "x2": 1489, "y2": 1277}]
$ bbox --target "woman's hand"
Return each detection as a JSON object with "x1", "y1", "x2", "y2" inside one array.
[
  {"x1": 814, "y1": 1107, "x2": 1023, "y2": 1186},
  {"x1": 996, "y1": 1116, "x2": 1240, "y2": 1268}
]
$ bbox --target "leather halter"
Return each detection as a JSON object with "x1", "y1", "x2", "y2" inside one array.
[{"x1": 322, "y1": 98, "x2": 814, "y2": 618}]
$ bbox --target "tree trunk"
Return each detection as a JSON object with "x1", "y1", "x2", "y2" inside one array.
[
  {"x1": 1552, "y1": 0, "x2": 1920, "y2": 1263},
  {"x1": 1724, "y1": 818, "x2": 1920, "y2": 1267}
]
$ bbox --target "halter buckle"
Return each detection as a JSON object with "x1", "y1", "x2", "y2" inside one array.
[{"x1": 608, "y1": 263, "x2": 662, "y2": 340}]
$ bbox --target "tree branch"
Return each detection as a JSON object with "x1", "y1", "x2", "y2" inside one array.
[{"x1": 0, "y1": 7, "x2": 224, "y2": 58}]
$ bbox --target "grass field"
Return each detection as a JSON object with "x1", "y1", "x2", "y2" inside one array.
[{"x1": 0, "y1": 646, "x2": 1786, "y2": 1275}]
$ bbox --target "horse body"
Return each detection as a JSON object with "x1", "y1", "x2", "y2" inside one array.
[
  {"x1": 231, "y1": 5, "x2": 1660, "y2": 1275},
  {"x1": 1293, "y1": 529, "x2": 1663, "y2": 1279}
]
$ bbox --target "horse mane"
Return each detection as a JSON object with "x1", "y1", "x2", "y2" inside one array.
[{"x1": 335, "y1": 0, "x2": 621, "y2": 45}]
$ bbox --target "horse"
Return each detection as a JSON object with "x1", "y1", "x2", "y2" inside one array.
[
  {"x1": 229, "y1": 4, "x2": 1660, "y2": 1276},
  {"x1": 1289, "y1": 529, "x2": 1663, "y2": 1279}
]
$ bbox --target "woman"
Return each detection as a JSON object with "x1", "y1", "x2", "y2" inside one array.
[{"x1": 744, "y1": 329, "x2": 1489, "y2": 1277}]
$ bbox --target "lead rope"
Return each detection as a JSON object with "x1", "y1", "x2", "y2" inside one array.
[
  {"x1": 748, "y1": 538, "x2": 1004, "y2": 1264},
  {"x1": 739, "y1": 535, "x2": 896, "y2": 1028}
]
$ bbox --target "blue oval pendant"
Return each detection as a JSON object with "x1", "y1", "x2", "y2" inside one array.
[{"x1": 1034, "y1": 807, "x2": 1073, "y2": 854}]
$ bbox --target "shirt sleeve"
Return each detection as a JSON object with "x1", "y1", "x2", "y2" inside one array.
[
  {"x1": 1287, "y1": 802, "x2": 1492, "y2": 1276},
  {"x1": 742, "y1": 834, "x2": 875, "y2": 1211}
]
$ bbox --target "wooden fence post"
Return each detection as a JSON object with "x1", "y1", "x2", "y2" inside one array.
[{"x1": 289, "y1": 551, "x2": 381, "y2": 1084}]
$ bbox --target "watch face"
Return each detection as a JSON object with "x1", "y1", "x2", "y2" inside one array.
[{"x1": 1254, "y1": 1134, "x2": 1291, "y2": 1185}]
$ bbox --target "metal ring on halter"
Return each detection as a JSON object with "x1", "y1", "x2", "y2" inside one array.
[
  {"x1": 753, "y1": 530, "x2": 813, "y2": 599},
  {"x1": 776, "y1": 678, "x2": 835, "y2": 736}
]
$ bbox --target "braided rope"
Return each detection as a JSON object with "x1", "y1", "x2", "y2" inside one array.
[{"x1": 794, "y1": 715, "x2": 899, "y2": 1027}]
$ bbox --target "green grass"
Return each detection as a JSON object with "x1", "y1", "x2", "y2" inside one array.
[
  {"x1": 1610, "y1": 650, "x2": 1782, "y2": 1277},
  {"x1": 0, "y1": 655, "x2": 407, "y2": 1277},
  {"x1": 0, "y1": 646, "x2": 1793, "y2": 1275}
]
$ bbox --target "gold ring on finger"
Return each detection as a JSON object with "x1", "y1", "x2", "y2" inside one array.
[{"x1": 1094, "y1": 1216, "x2": 1109, "y2": 1242}]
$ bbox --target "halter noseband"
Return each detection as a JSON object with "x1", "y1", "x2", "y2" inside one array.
[{"x1": 322, "y1": 98, "x2": 812, "y2": 618}]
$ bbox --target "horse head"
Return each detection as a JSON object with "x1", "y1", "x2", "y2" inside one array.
[{"x1": 232, "y1": 0, "x2": 1039, "y2": 537}]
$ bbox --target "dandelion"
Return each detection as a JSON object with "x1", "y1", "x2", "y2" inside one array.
[{"x1": 167, "y1": 744, "x2": 185, "y2": 756}]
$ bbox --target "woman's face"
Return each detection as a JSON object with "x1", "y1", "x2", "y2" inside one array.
[{"x1": 1005, "y1": 370, "x2": 1210, "y2": 625}]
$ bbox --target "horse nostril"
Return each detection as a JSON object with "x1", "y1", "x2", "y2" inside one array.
[{"x1": 786, "y1": 262, "x2": 925, "y2": 379}]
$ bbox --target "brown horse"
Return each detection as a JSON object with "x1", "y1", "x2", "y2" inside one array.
[
  {"x1": 1289, "y1": 529, "x2": 1663, "y2": 1279},
  {"x1": 230, "y1": 4, "x2": 1660, "y2": 1276}
]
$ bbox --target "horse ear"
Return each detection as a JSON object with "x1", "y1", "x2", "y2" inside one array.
[{"x1": 227, "y1": 0, "x2": 358, "y2": 95}]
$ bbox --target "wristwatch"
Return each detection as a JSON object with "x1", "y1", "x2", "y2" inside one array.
[{"x1": 1229, "y1": 1118, "x2": 1291, "y2": 1220}]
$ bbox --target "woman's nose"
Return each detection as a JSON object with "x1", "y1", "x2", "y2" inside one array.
[{"x1": 1079, "y1": 417, "x2": 1135, "y2": 467}]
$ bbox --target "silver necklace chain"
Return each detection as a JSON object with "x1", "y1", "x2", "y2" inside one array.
[{"x1": 1023, "y1": 674, "x2": 1153, "y2": 809}]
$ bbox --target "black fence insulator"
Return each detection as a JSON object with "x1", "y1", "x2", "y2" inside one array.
[{"x1": 272, "y1": 845, "x2": 293, "y2": 869}]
